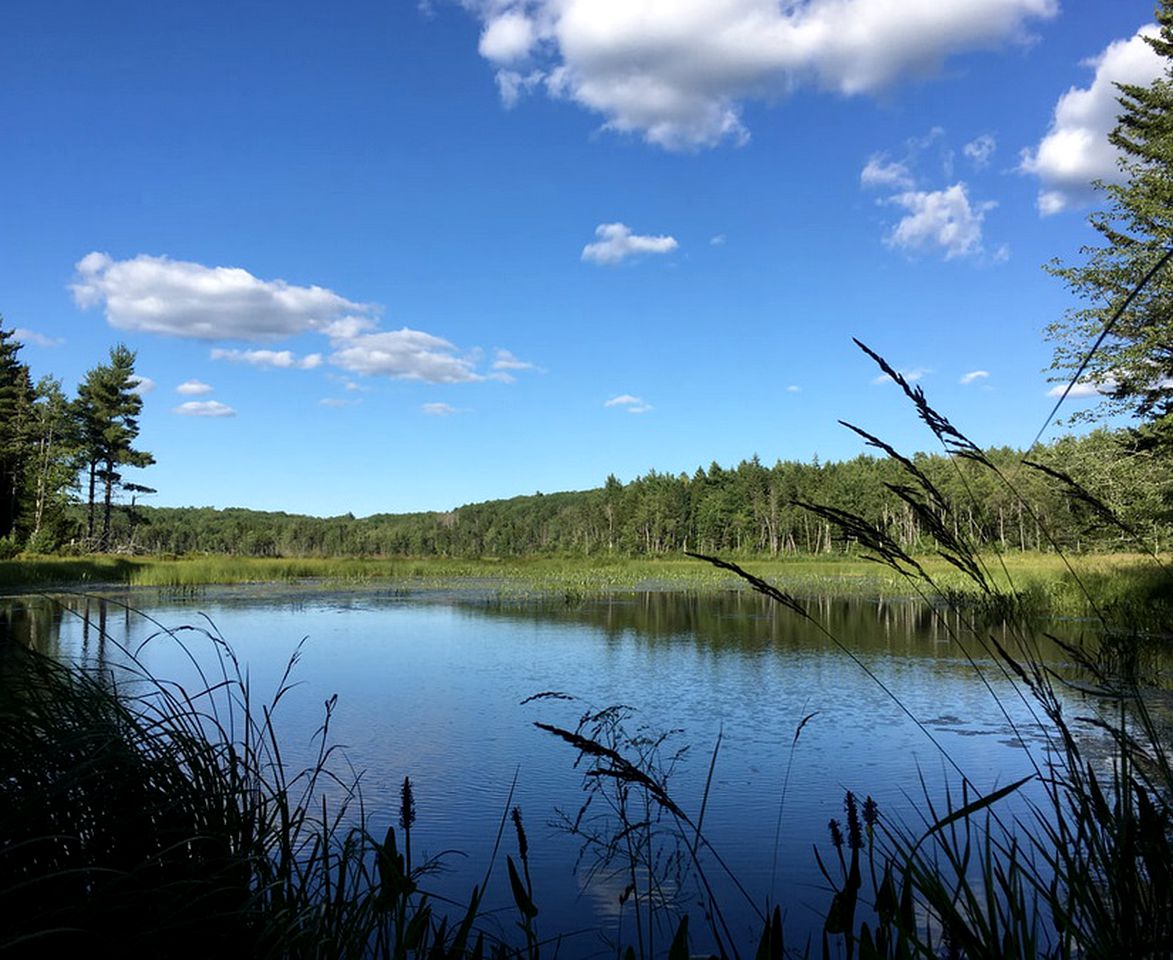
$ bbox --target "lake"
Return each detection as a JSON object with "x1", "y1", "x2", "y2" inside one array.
[{"x1": 1, "y1": 584, "x2": 1105, "y2": 957}]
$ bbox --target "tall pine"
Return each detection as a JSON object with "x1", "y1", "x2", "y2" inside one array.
[
  {"x1": 1046, "y1": 1, "x2": 1173, "y2": 426},
  {"x1": 76, "y1": 345, "x2": 154, "y2": 551}
]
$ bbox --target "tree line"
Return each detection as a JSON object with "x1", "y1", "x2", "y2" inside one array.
[
  {"x1": 128, "y1": 433, "x2": 1170, "y2": 559},
  {"x1": 0, "y1": 322, "x2": 152, "y2": 557},
  {"x1": 2, "y1": 317, "x2": 1169, "y2": 561}
]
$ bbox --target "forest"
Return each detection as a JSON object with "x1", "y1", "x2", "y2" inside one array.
[
  {"x1": 112, "y1": 433, "x2": 1171, "y2": 559},
  {"x1": 3, "y1": 320, "x2": 1170, "y2": 562}
]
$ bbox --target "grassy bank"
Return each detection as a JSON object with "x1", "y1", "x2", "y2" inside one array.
[{"x1": 1, "y1": 551, "x2": 1168, "y2": 617}]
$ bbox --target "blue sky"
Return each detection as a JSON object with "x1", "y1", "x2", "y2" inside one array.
[{"x1": 1, "y1": 0, "x2": 1164, "y2": 516}]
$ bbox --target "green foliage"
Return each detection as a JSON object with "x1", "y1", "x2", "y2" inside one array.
[
  {"x1": 1046, "y1": 0, "x2": 1173, "y2": 425},
  {"x1": 110, "y1": 429, "x2": 1173, "y2": 561},
  {"x1": 0, "y1": 320, "x2": 36, "y2": 542},
  {"x1": 75, "y1": 344, "x2": 154, "y2": 550}
]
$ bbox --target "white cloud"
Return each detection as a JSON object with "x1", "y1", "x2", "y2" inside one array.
[
  {"x1": 320, "y1": 397, "x2": 361, "y2": 408},
  {"x1": 72, "y1": 252, "x2": 532, "y2": 389},
  {"x1": 421, "y1": 401, "x2": 465, "y2": 416},
  {"x1": 605, "y1": 394, "x2": 653, "y2": 413},
  {"x1": 210, "y1": 348, "x2": 323, "y2": 370},
  {"x1": 873, "y1": 368, "x2": 928, "y2": 385},
  {"x1": 176, "y1": 379, "x2": 214, "y2": 395},
  {"x1": 786, "y1": 384, "x2": 801, "y2": 393},
  {"x1": 1047, "y1": 379, "x2": 1113, "y2": 398},
  {"x1": 495, "y1": 68, "x2": 545, "y2": 107},
  {"x1": 129, "y1": 375, "x2": 155, "y2": 395},
  {"x1": 174, "y1": 400, "x2": 236, "y2": 417},
  {"x1": 468, "y1": 0, "x2": 1056, "y2": 149},
  {"x1": 710, "y1": 234, "x2": 727, "y2": 246},
  {"x1": 71, "y1": 252, "x2": 376, "y2": 341},
  {"x1": 492, "y1": 348, "x2": 537, "y2": 371},
  {"x1": 13, "y1": 327, "x2": 63, "y2": 347},
  {"x1": 960, "y1": 369, "x2": 990, "y2": 385},
  {"x1": 1021, "y1": 26, "x2": 1164, "y2": 215},
  {"x1": 860, "y1": 155, "x2": 915, "y2": 190},
  {"x1": 962, "y1": 134, "x2": 996, "y2": 168},
  {"x1": 582, "y1": 223, "x2": 678, "y2": 265},
  {"x1": 885, "y1": 183, "x2": 994, "y2": 259},
  {"x1": 330, "y1": 328, "x2": 484, "y2": 383},
  {"x1": 479, "y1": 11, "x2": 537, "y2": 62}
]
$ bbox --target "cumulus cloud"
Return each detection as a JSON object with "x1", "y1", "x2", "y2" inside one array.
[
  {"x1": 786, "y1": 384, "x2": 801, "y2": 393},
  {"x1": 495, "y1": 68, "x2": 545, "y2": 107},
  {"x1": 479, "y1": 11, "x2": 537, "y2": 62},
  {"x1": 605, "y1": 394, "x2": 653, "y2": 413},
  {"x1": 861, "y1": 132, "x2": 1002, "y2": 260},
  {"x1": 1047, "y1": 379, "x2": 1114, "y2": 398},
  {"x1": 13, "y1": 327, "x2": 63, "y2": 347},
  {"x1": 330, "y1": 329, "x2": 485, "y2": 383},
  {"x1": 210, "y1": 348, "x2": 324, "y2": 370},
  {"x1": 963, "y1": 134, "x2": 996, "y2": 168},
  {"x1": 421, "y1": 402, "x2": 465, "y2": 416},
  {"x1": 860, "y1": 155, "x2": 915, "y2": 190},
  {"x1": 710, "y1": 234, "x2": 727, "y2": 246},
  {"x1": 582, "y1": 223, "x2": 678, "y2": 265},
  {"x1": 73, "y1": 252, "x2": 534, "y2": 388},
  {"x1": 1021, "y1": 26, "x2": 1164, "y2": 215},
  {"x1": 174, "y1": 400, "x2": 236, "y2": 417},
  {"x1": 71, "y1": 252, "x2": 376, "y2": 341},
  {"x1": 129, "y1": 375, "x2": 155, "y2": 395},
  {"x1": 885, "y1": 184, "x2": 994, "y2": 259},
  {"x1": 492, "y1": 348, "x2": 536, "y2": 371},
  {"x1": 176, "y1": 379, "x2": 214, "y2": 395},
  {"x1": 467, "y1": 0, "x2": 1056, "y2": 149},
  {"x1": 960, "y1": 369, "x2": 990, "y2": 385}
]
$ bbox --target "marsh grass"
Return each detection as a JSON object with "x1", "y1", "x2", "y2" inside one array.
[
  {"x1": 695, "y1": 344, "x2": 1173, "y2": 958},
  {"x1": 521, "y1": 339, "x2": 1171, "y2": 958},
  {"x1": 0, "y1": 611, "x2": 538, "y2": 959},
  {"x1": 2, "y1": 553, "x2": 1164, "y2": 622}
]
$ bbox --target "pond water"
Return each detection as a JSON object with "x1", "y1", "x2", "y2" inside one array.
[{"x1": 1, "y1": 585, "x2": 1107, "y2": 957}]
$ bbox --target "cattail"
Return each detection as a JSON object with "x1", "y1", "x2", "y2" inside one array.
[
  {"x1": 512, "y1": 805, "x2": 529, "y2": 865},
  {"x1": 862, "y1": 795, "x2": 879, "y2": 829},
  {"x1": 845, "y1": 791, "x2": 863, "y2": 851},
  {"x1": 399, "y1": 776, "x2": 416, "y2": 831},
  {"x1": 828, "y1": 818, "x2": 844, "y2": 850}
]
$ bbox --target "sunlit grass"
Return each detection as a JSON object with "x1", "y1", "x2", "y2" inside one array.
[{"x1": 2, "y1": 552, "x2": 1167, "y2": 618}]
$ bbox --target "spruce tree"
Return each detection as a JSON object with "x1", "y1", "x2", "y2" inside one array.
[{"x1": 1046, "y1": 1, "x2": 1173, "y2": 426}]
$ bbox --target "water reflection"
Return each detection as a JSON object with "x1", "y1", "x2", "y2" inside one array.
[{"x1": 0, "y1": 585, "x2": 1157, "y2": 957}]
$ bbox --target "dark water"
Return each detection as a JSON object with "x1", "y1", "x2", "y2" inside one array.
[{"x1": 0, "y1": 586, "x2": 1111, "y2": 957}]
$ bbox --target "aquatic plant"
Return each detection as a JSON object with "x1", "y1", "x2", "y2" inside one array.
[{"x1": 0, "y1": 619, "x2": 531, "y2": 958}]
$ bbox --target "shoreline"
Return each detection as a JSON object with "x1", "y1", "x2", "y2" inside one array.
[{"x1": 2, "y1": 552, "x2": 1166, "y2": 616}]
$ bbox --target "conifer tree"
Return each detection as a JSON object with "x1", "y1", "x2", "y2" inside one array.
[
  {"x1": 76, "y1": 345, "x2": 154, "y2": 551},
  {"x1": 1046, "y1": 1, "x2": 1173, "y2": 426},
  {"x1": 0, "y1": 322, "x2": 35, "y2": 544}
]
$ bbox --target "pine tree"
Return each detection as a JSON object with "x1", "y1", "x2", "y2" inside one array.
[
  {"x1": 75, "y1": 345, "x2": 154, "y2": 551},
  {"x1": 0, "y1": 322, "x2": 35, "y2": 544},
  {"x1": 1046, "y1": 2, "x2": 1173, "y2": 426}
]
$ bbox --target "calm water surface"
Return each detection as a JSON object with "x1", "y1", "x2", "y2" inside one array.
[{"x1": 3, "y1": 586, "x2": 1105, "y2": 956}]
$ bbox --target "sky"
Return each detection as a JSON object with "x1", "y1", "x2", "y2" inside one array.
[{"x1": 0, "y1": 0, "x2": 1165, "y2": 517}]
